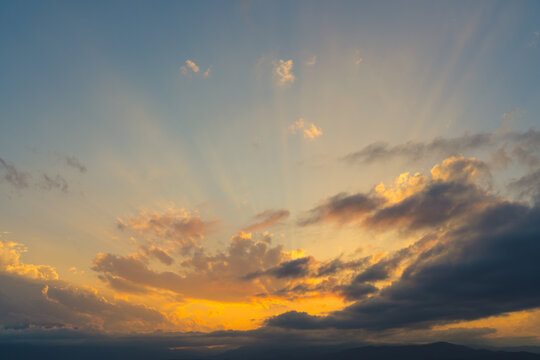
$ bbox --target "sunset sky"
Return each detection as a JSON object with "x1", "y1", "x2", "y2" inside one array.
[{"x1": 1, "y1": 0, "x2": 540, "y2": 353}]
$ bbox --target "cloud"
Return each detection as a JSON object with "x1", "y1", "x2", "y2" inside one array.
[
  {"x1": 343, "y1": 133, "x2": 493, "y2": 164},
  {"x1": 243, "y1": 256, "x2": 315, "y2": 280},
  {"x1": 301, "y1": 156, "x2": 493, "y2": 232},
  {"x1": 117, "y1": 208, "x2": 217, "y2": 254},
  {"x1": 0, "y1": 241, "x2": 58, "y2": 280},
  {"x1": 65, "y1": 156, "x2": 87, "y2": 173},
  {"x1": 0, "y1": 157, "x2": 30, "y2": 189},
  {"x1": 267, "y1": 157, "x2": 540, "y2": 332},
  {"x1": 139, "y1": 245, "x2": 174, "y2": 265},
  {"x1": 508, "y1": 168, "x2": 540, "y2": 201},
  {"x1": 275, "y1": 59, "x2": 295, "y2": 85},
  {"x1": 242, "y1": 209, "x2": 290, "y2": 232},
  {"x1": 0, "y1": 157, "x2": 75, "y2": 193},
  {"x1": 93, "y1": 232, "x2": 295, "y2": 301},
  {"x1": 528, "y1": 31, "x2": 539, "y2": 48},
  {"x1": 343, "y1": 128, "x2": 540, "y2": 169},
  {"x1": 306, "y1": 56, "x2": 317, "y2": 66},
  {"x1": 39, "y1": 174, "x2": 69, "y2": 193},
  {"x1": 203, "y1": 66, "x2": 211, "y2": 78},
  {"x1": 289, "y1": 118, "x2": 323, "y2": 140},
  {"x1": 0, "y1": 240, "x2": 169, "y2": 332},
  {"x1": 180, "y1": 59, "x2": 200, "y2": 75}
]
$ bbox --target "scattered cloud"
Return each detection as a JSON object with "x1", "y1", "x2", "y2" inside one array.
[
  {"x1": 181, "y1": 59, "x2": 200, "y2": 75},
  {"x1": 0, "y1": 157, "x2": 84, "y2": 193},
  {"x1": 116, "y1": 207, "x2": 218, "y2": 254},
  {"x1": 275, "y1": 59, "x2": 295, "y2": 85},
  {"x1": 39, "y1": 173, "x2": 69, "y2": 193},
  {"x1": 0, "y1": 157, "x2": 30, "y2": 189},
  {"x1": 301, "y1": 156, "x2": 493, "y2": 231},
  {"x1": 528, "y1": 31, "x2": 539, "y2": 48},
  {"x1": 242, "y1": 209, "x2": 290, "y2": 232},
  {"x1": 0, "y1": 240, "x2": 169, "y2": 332},
  {"x1": 65, "y1": 156, "x2": 87, "y2": 173},
  {"x1": 355, "y1": 50, "x2": 363, "y2": 65},
  {"x1": 306, "y1": 56, "x2": 317, "y2": 66},
  {"x1": 343, "y1": 128, "x2": 540, "y2": 168},
  {"x1": 203, "y1": 66, "x2": 211, "y2": 78},
  {"x1": 268, "y1": 154, "x2": 540, "y2": 331},
  {"x1": 289, "y1": 118, "x2": 323, "y2": 140}
]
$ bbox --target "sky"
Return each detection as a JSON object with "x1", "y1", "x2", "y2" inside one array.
[{"x1": 1, "y1": 0, "x2": 540, "y2": 354}]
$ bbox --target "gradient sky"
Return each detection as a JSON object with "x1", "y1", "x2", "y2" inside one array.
[{"x1": 1, "y1": 0, "x2": 540, "y2": 351}]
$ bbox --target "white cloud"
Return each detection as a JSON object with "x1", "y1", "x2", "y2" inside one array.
[
  {"x1": 275, "y1": 59, "x2": 295, "y2": 85},
  {"x1": 289, "y1": 118, "x2": 323, "y2": 140}
]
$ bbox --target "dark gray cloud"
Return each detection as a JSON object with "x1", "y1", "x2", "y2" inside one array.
[
  {"x1": 0, "y1": 157, "x2": 30, "y2": 189},
  {"x1": 0, "y1": 272, "x2": 169, "y2": 332},
  {"x1": 65, "y1": 156, "x2": 87, "y2": 173},
  {"x1": 364, "y1": 181, "x2": 491, "y2": 230},
  {"x1": 343, "y1": 133, "x2": 493, "y2": 164},
  {"x1": 244, "y1": 257, "x2": 314, "y2": 280},
  {"x1": 300, "y1": 158, "x2": 493, "y2": 232},
  {"x1": 40, "y1": 173, "x2": 69, "y2": 193},
  {"x1": 0, "y1": 157, "x2": 76, "y2": 193},
  {"x1": 508, "y1": 169, "x2": 540, "y2": 201},
  {"x1": 342, "y1": 129, "x2": 540, "y2": 167},
  {"x1": 267, "y1": 200, "x2": 540, "y2": 331},
  {"x1": 298, "y1": 193, "x2": 382, "y2": 226}
]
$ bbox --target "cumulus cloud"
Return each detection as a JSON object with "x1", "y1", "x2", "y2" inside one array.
[
  {"x1": 0, "y1": 241, "x2": 58, "y2": 280},
  {"x1": 0, "y1": 240, "x2": 169, "y2": 332},
  {"x1": 94, "y1": 228, "x2": 368, "y2": 302},
  {"x1": 93, "y1": 232, "x2": 292, "y2": 301},
  {"x1": 275, "y1": 59, "x2": 295, "y2": 85},
  {"x1": 301, "y1": 156, "x2": 494, "y2": 232},
  {"x1": 267, "y1": 156, "x2": 540, "y2": 332},
  {"x1": 242, "y1": 209, "x2": 290, "y2": 232},
  {"x1": 289, "y1": 118, "x2": 323, "y2": 140}
]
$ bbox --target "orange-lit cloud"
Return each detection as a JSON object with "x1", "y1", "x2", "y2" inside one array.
[
  {"x1": 289, "y1": 118, "x2": 323, "y2": 140},
  {"x1": 117, "y1": 207, "x2": 218, "y2": 253},
  {"x1": 274, "y1": 59, "x2": 295, "y2": 85},
  {"x1": 181, "y1": 59, "x2": 200, "y2": 75},
  {"x1": 242, "y1": 209, "x2": 290, "y2": 232}
]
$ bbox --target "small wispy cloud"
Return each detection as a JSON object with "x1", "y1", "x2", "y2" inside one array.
[
  {"x1": 203, "y1": 66, "x2": 211, "y2": 78},
  {"x1": 275, "y1": 59, "x2": 295, "y2": 85},
  {"x1": 306, "y1": 56, "x2": 317, "y2": 66},
  {"x1": 528, "y1": 31, "x2": 539, "y2": 48},
  {"x1": 355, "y1": 50, "x2": 363, "y2": 65},
  {"x1": 181, "y1": 60, "x2": 212, "y2": 79},
  {"x1": 65, "y1": 156, "x2": 87, "y2": 173},
  {"x1": 289, "y1": 118, "x2": 323, "y2": 140},
  {"x1": 180, "y1": 59, "x2": 200, "y2": 75}
]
